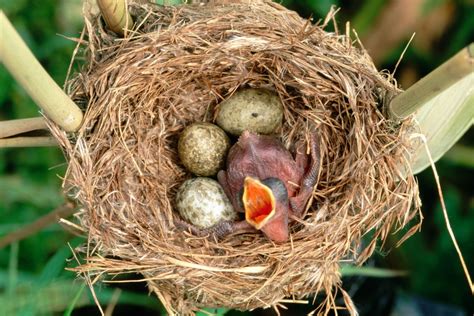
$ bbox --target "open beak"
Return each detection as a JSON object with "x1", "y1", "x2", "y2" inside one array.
[{"x1": 242, "y1": 176, "x2": 276, "y2": 230}]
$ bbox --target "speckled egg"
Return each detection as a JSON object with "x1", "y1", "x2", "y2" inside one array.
[
  {"x1": 216, "y1": 88, "x2": 284, "y2": 136},
  {"x1": 175, "y1": 177, "x2": 237, "y2": 229},
  {"x1": 178, "y1": 123, "x2": 230, "y2": 176}
]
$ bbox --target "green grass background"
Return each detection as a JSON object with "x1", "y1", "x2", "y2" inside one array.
[{"x1": 0, "y1": 0, "x2": 473, "y2": 315}]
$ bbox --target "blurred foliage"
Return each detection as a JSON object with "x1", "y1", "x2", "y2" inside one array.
[{"x1": 0, "y1": 0, "x2": 472, "y2": 315}]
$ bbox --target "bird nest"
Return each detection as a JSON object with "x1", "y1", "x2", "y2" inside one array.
[{"x1": 49, "y1": 1, "x2": 421, "y2": 314}]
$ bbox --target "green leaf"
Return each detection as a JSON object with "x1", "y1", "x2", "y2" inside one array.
[
  {"x1": 351, "y1": 0, "x2": 386, "y2": 35},
  {"x1": 37, "y1": 238, "x2": 82, "y2": 286},
  {"x1": 0, "y1": 270, "x2": 37, "y2": 286},
  {"x1": 410, "y1": 72, "x2": 474, "y2": 174},
  {"x1": 7, "y1": 242, "x2": 19, "y2": 295},
  {"x1": 443, "y1": 145, "x2": 474, "y2": 169},
  {"x1": 63, "y1": 282, "x2": 86, "y2": 316},
  {"x1": 197, "y1": 308, "x2": 230, "y2": 316},
  {"x1": 341, "y1": 265, "x2": 407, "y2": 278},
  {"x1": 0, "y1": 279, "x2": 164, "y2": 315},
  {"x1": 155, "y1": 0, "x2": 183, "y2": 5},
  {"x1": 307, "y1": 0, "x2": 339, "y2": 17},
  {"x1": 421, "y1": 0, "x2": 448, "y2": 15}
]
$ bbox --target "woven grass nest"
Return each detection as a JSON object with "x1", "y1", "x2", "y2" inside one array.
[{"x1": 49, "y1": 1, "x2": 422, "y2": 314}]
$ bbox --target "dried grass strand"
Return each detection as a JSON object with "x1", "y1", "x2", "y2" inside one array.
[{"x1": 412, "y1": 132, "x2": 474, "y2": 294}]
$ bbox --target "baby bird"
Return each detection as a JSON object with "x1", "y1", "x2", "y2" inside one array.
[{"x1": 215, "y1": 130, "x2": 320, "y2": 242}]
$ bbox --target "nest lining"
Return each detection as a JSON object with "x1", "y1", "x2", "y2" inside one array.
[{"x1": 49, "y1": 1, "x2": 421, "y2": 314}]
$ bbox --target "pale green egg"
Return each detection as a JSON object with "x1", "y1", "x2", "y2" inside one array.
[
  {"x1": 175, "y1": 177, "x2": 237, "y2": 229},
  {"x1": 216, "y1": 88, "x2": 284, "y2": 136},
  {"x1": 178, "y1": 123, "x2": 230, "y2": 176}
]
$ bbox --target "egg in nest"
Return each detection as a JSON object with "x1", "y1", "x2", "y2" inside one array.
[
  {"x1": 216, "y1": 88, "x2": 284, "y2": 136},
  {"x1": 175, "y1": 177, "x2": 238, "y2": 229},
  {"x1": 178, "y1": 123, "x2": 230, "y2": 176}
]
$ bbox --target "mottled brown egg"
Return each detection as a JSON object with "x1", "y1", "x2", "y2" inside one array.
[
  {"x1": 175, "y1": 177, "x2": 237, "y2": 229},
  {"x1": 178, "y1": 123, "x2": 230, "y2": 176},
  {"x1": 216, "y1": 88, "x2": 284, "y2": 136}
]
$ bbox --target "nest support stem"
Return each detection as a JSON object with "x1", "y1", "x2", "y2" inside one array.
[
  {"x1": 0, "y1": 117, "x2": 48, "y2": 138},
  {"x1": 0, "y1": 136, "x2": 57, "y2": 148},
  {"x1": 0, "y1": 11, "x2": 83, "y2": 132},
  {"x1": 388, "y1": 43, "x2": 473, "y2": 120}
]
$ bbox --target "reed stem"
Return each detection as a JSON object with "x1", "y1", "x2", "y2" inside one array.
[
  {"x1": 411, "y1": 80, "x2": 473, "y2": 174},
  {"x1": 0, "y1": 136, "x2": 57, "y2": 148},
  {"x1": 0, "y1": 117, "x2": 48, "y2": 138},
  {"x1": 0, "y1": 11, "x2": 83, "y2": 132},
  {"x1": 389, "y1": 43, "x2": 473, "y2": 120},
  {"x1": 97, "y1": 0, "x2": 133, "y2": 36}
]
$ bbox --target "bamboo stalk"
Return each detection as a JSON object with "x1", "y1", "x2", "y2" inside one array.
[
  {"x1": 0, "y1": 117, "x2": 48, "y2": 138},
  {"x1": 411, "y1": 75, "x2": 473, "y2": 174},
  {"x1": 97, "y1": 0, "x2": 133, "y2": 36},
  {"x1": 389, "y1": 43, "x2": 473, "y2": 119},
  {"x1": 386, "y1": 44, "x2": 474, "y2": 174},
  {"x1": 0, "y1": 136, "x2": 57, "y2": 148},
  {"x1": 0, "y1": 11, "x2": 83, "y2": 132}
]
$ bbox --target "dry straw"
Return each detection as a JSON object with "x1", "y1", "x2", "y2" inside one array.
[{"x1": 48, "y1": 1, "x2": 422, "y2": 314}]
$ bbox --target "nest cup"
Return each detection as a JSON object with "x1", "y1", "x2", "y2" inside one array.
[{"x1": 49, "y1": 1, "x2": 421, "y2": 314}]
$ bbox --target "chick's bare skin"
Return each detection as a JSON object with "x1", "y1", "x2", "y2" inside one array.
[
  {"x1": 218, "y1": 130, "x2": 320, "y2": 239},
  {"x1": 218, "y1": 131, "x2": 304, "y2": 208}
]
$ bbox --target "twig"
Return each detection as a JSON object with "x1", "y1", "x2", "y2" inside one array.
[
  {"x1": 0, "y1": 136, "x2": 58, "y2": 148},
  {"x1": 97, "y1": 0, "x2": 133, "y2": 36},
  {"x1": 389, "y1": 43, "x2": 473, "y2": 120},
  {"x1": 0, "y1": 117, "x2": 48, "y2": 138},
  {"x1": 0, "y1": 203, "x2": 76, "y2": 249},
  {"x1": 0, "y1": 11, "x2": 83, "y2": 132}
]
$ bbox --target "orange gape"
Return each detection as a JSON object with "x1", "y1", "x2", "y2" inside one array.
[{"x1": 243, "y1": 177, "x2": 275, "y2": 228}]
